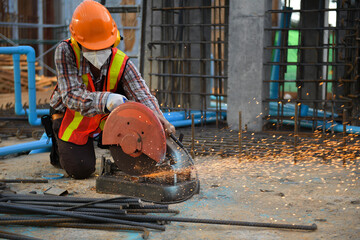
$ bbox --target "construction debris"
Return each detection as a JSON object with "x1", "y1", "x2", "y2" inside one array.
[{"x1": 43, "y1": 187, "x2": 68, "y2": 196}]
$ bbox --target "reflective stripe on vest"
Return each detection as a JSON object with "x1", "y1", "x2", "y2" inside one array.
[
  {"x1": 108, "y1": 49, "x2": 127, "y2": 90},
  {"x1": 58, "y1": 38, "x2": 128, "y2": 145},
  {"x1": 61, "y1": 111, "x2": 82, "y2": 142}
]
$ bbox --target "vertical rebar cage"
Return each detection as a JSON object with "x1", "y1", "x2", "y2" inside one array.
[
  {"x1": 264, "y1": 0, "x2": 360, "y2": 133},
  {"x1": 148, "y1": 0, "x2": 229, "y2": 123}
]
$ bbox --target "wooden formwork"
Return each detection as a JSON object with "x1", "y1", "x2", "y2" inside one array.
[{"x1": 0, "y1": 54, "x2": 56, "y2": 93}]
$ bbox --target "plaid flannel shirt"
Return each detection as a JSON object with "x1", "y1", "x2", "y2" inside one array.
[{"x1": 50, "y1": 41, "x2": 162, "y2": 117}]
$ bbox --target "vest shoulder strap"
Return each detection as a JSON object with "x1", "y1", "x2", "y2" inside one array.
[{"x1": 107, "y1": 48, "x2": 129, "y2": 91}]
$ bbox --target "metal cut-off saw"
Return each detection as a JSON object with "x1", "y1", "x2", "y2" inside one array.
[{"x1": 96, "y1": 102, "x2": 200, "y2": 203}]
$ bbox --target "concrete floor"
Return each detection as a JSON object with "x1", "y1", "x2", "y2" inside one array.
[{"x1": 0, "y1": 137, "x2": 359, "y2": 240}]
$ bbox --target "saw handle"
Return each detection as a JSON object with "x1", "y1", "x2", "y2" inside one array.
[
  {"x1": 179, "y1": 133, "x2": 184, "y2": 142},
  {"x1": 170, "y1": 133, "x2": 184, "y2": 149}
]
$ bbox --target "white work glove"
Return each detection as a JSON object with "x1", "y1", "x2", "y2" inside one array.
[{"x1": 106, "y1": 93, "x2": 127, "y2": 112}]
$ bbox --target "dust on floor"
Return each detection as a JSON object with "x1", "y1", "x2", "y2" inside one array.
[{"x1": 0, "y1": 137, "x2": 359, "y2": 240}]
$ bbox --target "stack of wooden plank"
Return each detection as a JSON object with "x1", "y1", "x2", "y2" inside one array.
[{"x1": 0, "y1": 54, "x2": 57, "y2": 93}]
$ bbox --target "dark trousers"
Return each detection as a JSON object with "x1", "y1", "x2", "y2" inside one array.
[{"x1": 51, "y1": 117, "x2": 96, "y2": 179}]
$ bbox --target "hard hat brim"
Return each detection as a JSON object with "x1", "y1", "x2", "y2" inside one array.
[{"x1": 78, "y1": 34, "x2": 117, "y2": 50}]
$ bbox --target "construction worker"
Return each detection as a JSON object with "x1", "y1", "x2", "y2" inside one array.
[{"x1": 49, "y1": 0, "x2": 174, "y2": 179}]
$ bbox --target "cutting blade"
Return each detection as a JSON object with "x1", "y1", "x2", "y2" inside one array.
[
  {"x1": 110, "y1": 145, "x2": 162, "y2": 176},
  {"x1": 102, "y1": 102, "x2": 167, "y2": 163}
]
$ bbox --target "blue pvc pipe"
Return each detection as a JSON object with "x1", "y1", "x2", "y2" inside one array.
[
  {"x1": 29, "y1": 132, "x2": 51, "y2": 154},
  {"x1": 171, "y1": 116, "x2": 220, "y2": 128},
  {"x1": 26, "y1": 109, "x2": 50, "y2": 116},
  {"x1": 306, "y1": 108, "x2": 339, "y2": 118},
  {"x1": 269, "y1": 102, "x2": 339, "y2": 119},
  {"x1": 0, "y1": 138, "x2": 52, "y2": 156},
  {"x1": 342, "y1": 125, "x2": 360, "y2": 134},
  {"x1": 269, "y1": 102, "x2": 309, "y2": 117},
  {"x1": 269, "y1": 7, "x2": 292, "y2": 99},
  {"x1": 164, "y1": 110, "x2": 226, "y2": 122},
  {"x1": 12, "y1": 54, "x2": 23, "y2": 115},
  {"x1": 163, "y1": 111, "x2": 186, "y2": 121},
  {"x1": 163, "y1": 111, "x2": 219, "y2": 122},
  {"x1": 209, "y1": 101, "x2": 227, "y2": 109},
  {"x1": 269, "y1": 109, "x2": 305, "y2": 117},
  {"x1": 163, "y1": 110, "x2": 226, "y2": 127},
  {"x1": 311, "y1": 121, "x2": 360, "y2": 134},
  {"x1": 210, "y1": 95, "x2": 224, "y2": 101},
  {"x1": 0, "y1": 46, "x2": 43, "y2": 125}
]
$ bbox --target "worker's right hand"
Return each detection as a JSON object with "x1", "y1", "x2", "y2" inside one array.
[
  {"x1": 106, "y1": 93, "x2": 127, "y2": 112},
  {"x1": 155, "y1": 113, "x2": 176, "y2": 137}
]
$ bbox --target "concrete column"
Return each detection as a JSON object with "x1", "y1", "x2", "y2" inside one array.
[{"x1": 227, "y1": 0, "x2": 272, "y2": 131}]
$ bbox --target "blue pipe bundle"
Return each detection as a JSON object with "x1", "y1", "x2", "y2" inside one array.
[
  {"x1": 268, "y1": 102, "x2": 359, "y2": 134},
  {"x1": 269, "y1": 102, "x2": 339, "y2": 118},
  {"x1": 269, "y1": 119, "x2": 360, "y2": 135}
]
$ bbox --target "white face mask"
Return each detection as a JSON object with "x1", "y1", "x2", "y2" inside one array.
[{"x1": 83, "y1": 49, "x2": 112, "y2": 69}]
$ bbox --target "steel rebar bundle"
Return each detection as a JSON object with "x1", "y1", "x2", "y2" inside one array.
[
  {"x1": 0, "y1": 230, "x2": 42, "y2": 240},
  {"x1": 0, "y1": 193, "x2": 318, "y2": 240}
]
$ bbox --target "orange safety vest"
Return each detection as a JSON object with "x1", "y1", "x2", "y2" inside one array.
[{"x1": 58, "y1": 38, "x2": 128, "y2": 145}]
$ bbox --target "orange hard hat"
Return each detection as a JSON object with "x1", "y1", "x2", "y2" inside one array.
[{"x1": 69, "y1": 0, "x2": 117, "y2": 50}]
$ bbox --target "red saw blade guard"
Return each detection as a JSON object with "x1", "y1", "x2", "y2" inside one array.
[{"x1": 102, "y1": 102, "x2": 166, "y2": 163}]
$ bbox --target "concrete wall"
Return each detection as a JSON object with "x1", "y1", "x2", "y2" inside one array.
[{"x1": 227, "y1": 0, "x2": 272, "y2": 131}]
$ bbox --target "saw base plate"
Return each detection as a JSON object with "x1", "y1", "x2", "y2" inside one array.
[
  {"x1": 95, "y1": 158, "x2": 200, "y2": 203},
  {"x1": 96, "y1": 174, "x2": 199, "y2": 203}
]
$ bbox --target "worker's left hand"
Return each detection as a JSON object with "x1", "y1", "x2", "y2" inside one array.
[
  {"x1": 106, "y1": 93, "x2": 127, "y2": 112},
  {"x1": 156, "y1": 113, "x2": 176, "y2": 137}
]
